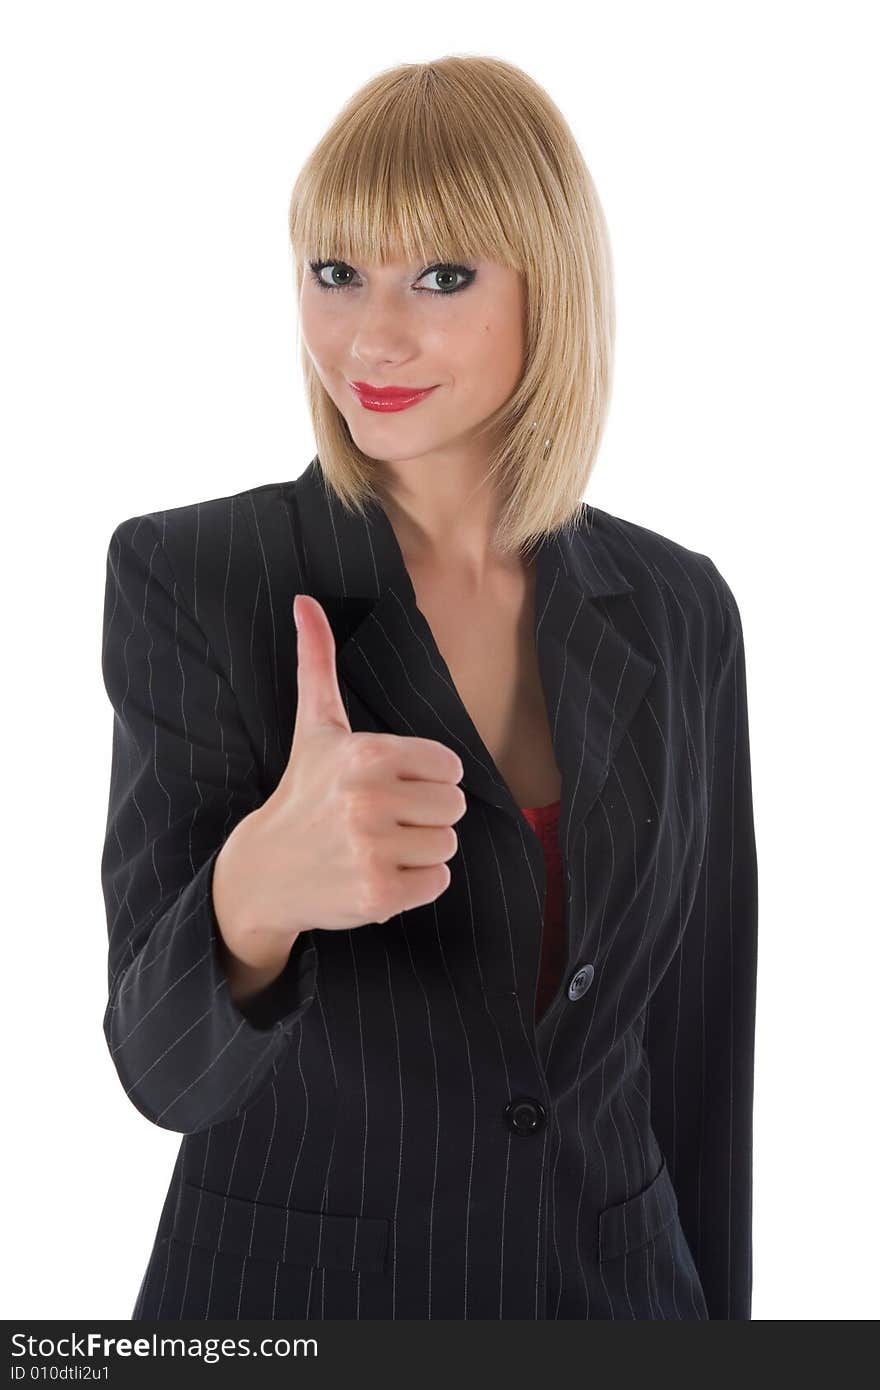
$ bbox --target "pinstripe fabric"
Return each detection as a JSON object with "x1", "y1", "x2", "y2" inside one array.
[{"x1": 100, "y1": 456, "x2": 758, "y2": 1321}]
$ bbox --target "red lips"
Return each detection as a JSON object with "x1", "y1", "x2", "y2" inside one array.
[
  {"x1": 350, "y1": 380, "x2": 435, "y2": 398},
  {"x1": 348, "y1": 381, "x2": 438, "y2": 413}
]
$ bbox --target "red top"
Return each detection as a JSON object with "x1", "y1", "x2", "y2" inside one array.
[{"x1": 521, "y1": 799, "x2": 564, "y2": 1021}]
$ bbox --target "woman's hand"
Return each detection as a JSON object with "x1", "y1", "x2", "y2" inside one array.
[{"x1": 212, "y1": 593, "x2": 466, "y2": 988}]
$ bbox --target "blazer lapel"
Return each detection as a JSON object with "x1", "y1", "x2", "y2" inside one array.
[
  {"x1": 336, "y1": 583, "x2": 514, "y2": 813},
  {"x1": 532, "y1": 545, "x2": 657, "y2": 855},
  {"x1": 289, "y1": 457, "x2": 657, "y2": 847}
]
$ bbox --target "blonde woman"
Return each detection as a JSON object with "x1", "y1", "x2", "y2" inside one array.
[{"x1": 101, "y1": 55, "x2": 758, "y2": 1321}]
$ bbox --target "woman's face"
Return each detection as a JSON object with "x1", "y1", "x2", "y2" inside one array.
[{"x1": 299, "y1": 253, "x2": 526, "y2": 467}]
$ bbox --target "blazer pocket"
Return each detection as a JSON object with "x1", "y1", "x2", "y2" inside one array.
[
  {"x1": 597, "y1": 1157, "x2": 678, "y2": 1262},
  {"x1": 172, "y1": 1180, "x2": 389, "y2": 1275}
]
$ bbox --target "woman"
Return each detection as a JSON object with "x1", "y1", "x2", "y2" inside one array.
[{"x1": 100, "y1": 55, "x2": 758, "y2": 1321}]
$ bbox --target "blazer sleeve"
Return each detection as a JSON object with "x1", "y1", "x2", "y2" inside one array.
[
  {"x1": 644, "y1": 572, "x2": 759, "y2": 1319},
  {"x1": 100, "y1": 513, "x2": 318, "y2": 1135}
]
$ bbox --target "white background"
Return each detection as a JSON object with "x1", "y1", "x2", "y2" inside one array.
[{"x1": 2, "y1": 0, "x2": 877, "y2": 1321}]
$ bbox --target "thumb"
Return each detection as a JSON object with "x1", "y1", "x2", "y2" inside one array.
[{"x1": 291, "y1": 593, "x2": 352, "y2": 736}]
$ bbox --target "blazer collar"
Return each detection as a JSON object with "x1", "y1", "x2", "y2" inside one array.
[{"x1": 287, "y1": 456, "x2": 656, "y2": 844}]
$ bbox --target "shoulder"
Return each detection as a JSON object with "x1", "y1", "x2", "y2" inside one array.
[
  {"x1": 109, "y1": 479, "x2": 287, "y2": 554},
  {"x1": 580, "y1": 501, "x2": 739, "y2": 643},
  {"x1": 106, "y1": 479, "x2": 296, "y2": 587},
  {"x1": 104, "y1": 480, "x2": 300, "y2": 649}
]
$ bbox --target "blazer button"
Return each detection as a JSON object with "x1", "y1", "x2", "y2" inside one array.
[
  {"x1": 567, "y1": 963, "x2": 595, "y2": 1000},
  {"x1": 504, "y1": 1097, "x2": 546, "y2": 1135}
]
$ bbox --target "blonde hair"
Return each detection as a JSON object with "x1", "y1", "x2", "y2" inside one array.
[{"x1": 288, "y1": 55, "x2": 615, "y2": 558}]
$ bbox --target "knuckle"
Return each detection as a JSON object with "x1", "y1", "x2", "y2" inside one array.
[
  {"x1": 348, "y1": 734, "x2": 389, "y2": 773},
  {"x1": 359, "y1": 860, "x2": 391, "y2": 921},
  {"x1": 341, "y1": 786, "x2": 376, "y2": 826}
]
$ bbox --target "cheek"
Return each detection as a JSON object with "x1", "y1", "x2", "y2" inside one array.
[
  {"x1": 467, "y1": 318, "x2": 524, "y2": 399},
  {"x1": 300, "y1": 296, "x2": 348, "y2": 358},
  {"x1": 303, "y1": 333, "x2": 354, "y2": 402},
  {"x1": 447, "y1": 346, "x2": 518, "y2": 413}
]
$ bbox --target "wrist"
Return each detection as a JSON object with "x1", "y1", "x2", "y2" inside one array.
[{"x1": 212, "y1": 816, "x2": 300, "y2": 969}]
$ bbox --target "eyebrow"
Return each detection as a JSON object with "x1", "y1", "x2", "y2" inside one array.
[{"x1": 308, "y1": 254, "x2": 459, "y2": 269}]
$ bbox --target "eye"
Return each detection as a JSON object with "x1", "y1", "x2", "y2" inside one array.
[
  {"x1": 308, "y1": 260, "x2": 358, "y2": 292},
  {"x1": 417, "y1": 265, "x2": 475, "y2": 294},
  {"x1": 307, "y1": 260, "x2": 476, "y2": 295}
]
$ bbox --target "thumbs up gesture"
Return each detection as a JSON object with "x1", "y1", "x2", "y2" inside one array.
[{"x1": 212, "y1": 594, "x2": 466, "y2": 977}]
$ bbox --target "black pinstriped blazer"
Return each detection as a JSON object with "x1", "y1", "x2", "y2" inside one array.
[{"x1": 100, "y1": 455, "x2": 758, "y2": 1321}]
